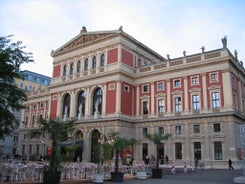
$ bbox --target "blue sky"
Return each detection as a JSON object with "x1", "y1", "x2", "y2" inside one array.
[{"x1": 0, "y1": 0, "x2": 244, "y2": 77}]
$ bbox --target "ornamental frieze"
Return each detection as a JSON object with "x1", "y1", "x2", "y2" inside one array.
[{"x1": 61, "y1": 33, "x2": 115, "y2": 52}]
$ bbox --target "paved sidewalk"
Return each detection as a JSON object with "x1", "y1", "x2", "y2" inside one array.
[
  {"x1": 6, "y1": 169, "x2": 242, "y2": 184},
  {"x1": 102, "y1": 169, "x2": 242, "y2": 184}
]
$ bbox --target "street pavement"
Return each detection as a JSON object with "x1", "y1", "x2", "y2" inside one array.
[{"x1": 101, "y1": 169, "x2": 242, "y2": 184}]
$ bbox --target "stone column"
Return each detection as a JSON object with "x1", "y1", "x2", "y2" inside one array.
[
  {"x1": 184, "y1": 77, "x2": 189, "y2": 112},
  {"x1": 70, "y1": 90, "x2": 75, "y2": 117},
  {"x1": 102, "y1": 83, "x2": 107, "y2": 116},
  {"x1": 85, "y1": 88, "x2": 90, "y2": 118},
  {"x1": 136, "y1": 85, "x2": 140, "y2": 116},
  {"x1": 201, "y1": 73, "x2": 208, "y2": 110},
  {"x1": 150, "y1": 82, "x2": 155, "y2": 116},
  {"x1": 222, "y1": 70, "x2": 233, "y2": 109},
  {"x1": 166, "y1": 79, "x2": 171, "y2": 113},
  {"x1": 118, "y1": 45, "x2": 122, "y2": 63}
]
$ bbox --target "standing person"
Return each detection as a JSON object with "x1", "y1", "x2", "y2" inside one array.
[
  {"x1": 165, "y1": 155, "x2": 169, "y2": 165},
  {"x1": 229, "y1": 159, "x2": 234, "y2": 170},
  {"x1": 195, "y1": 157, "x2": 199, "y2": 168}
]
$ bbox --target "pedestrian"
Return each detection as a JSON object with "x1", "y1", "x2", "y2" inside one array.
[
  {"x1": 165, "y1": 155, "x2": 169, "y2": 165},
  {"x1": 195, "y1": 157, "x2": 199, "y2": 168},
  {"x1": 229, "y1": 159, "x2": 234, "y2": 170}
]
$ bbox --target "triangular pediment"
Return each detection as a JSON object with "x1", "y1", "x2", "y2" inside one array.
[{"x1": 51, "y1": 31, "x2": 119, "y2": 56}]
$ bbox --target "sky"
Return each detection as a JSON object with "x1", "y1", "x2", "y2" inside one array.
[{"x1": 1, "y1": 0, "x2": 245, "y2": 77}]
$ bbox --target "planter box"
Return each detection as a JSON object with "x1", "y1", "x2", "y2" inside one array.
[
  {"x1": 92, "y1": 172, "x2": 104, "y2": 184},
  {"x1": 136, "y1": 171, "x2": 147, "y2": 179},
  {"x1": 110, "y1": 172, "x2": 124, "y2": 182},
  {"x1": 152, "y1": 168, "x2": 162, "y2": 178},
  {"x1": 43, "y1": 170, "x2": 61, "y2": 184}
]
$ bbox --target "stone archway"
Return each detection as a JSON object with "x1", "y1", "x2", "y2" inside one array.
[
  {"x1": 75, "y1": 130, "x2": 84, "y2": 162},
  {"x1": 91, "y1": 129, "x2": 101, "y2": 163}
]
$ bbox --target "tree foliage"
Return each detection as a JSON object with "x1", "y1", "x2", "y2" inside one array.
[
  {"x1": 108, "y1": 131, "x2": 140, "y2": 172},
  {"x1": 31, "y1": 117, "x2": 76, "y2": 173},
  {"x1": 144, "y1": 133, "x2": 171, "y2": 169},
  {"x1": 0, "y1": 35, "x2": 33, "y2": 139}
]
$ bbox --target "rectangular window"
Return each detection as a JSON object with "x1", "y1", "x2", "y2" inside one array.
[
  {"x1": 175, "y1": 143, "x2": 182, "y2": 159},
  {"x1": 214, "y1": 141, "x2": 223, "y2": 160},
  {"x1": 29, "y1": 144, "x2": 32, "y2": 155},
  {"x1": 142, "y1": 143, "x2": 148, "y2": 161},
  {"x1": 32, "y1": 115, "x2": 35, "y2": 127},
  {"x1": 193, "y1": 124, "x2": 200, "y2": 133},
  {"x1": 174, "y1": 97, "x2": 182, "y2": 112},
  {"x1": 157, "y1": 82, "x2": 164, "y2": 91},
  {"x1": 211, "y1": 92, "x2": 220, "y2": 108},
  {"x1": 22, "y1": 145, "x2": 25, "y2": 155},
  {"x1": 192, "y1": 95, "x2": 200, "y2": 110},
  {"x1": 159, "y1": 127, "x2": 164, "y2": 135},
  {"x1": 25, "y1": 116, "x2": 28, "y2": 127},
  {"x1": 158, "y1": 99, "x2": 165, "y2": 114},
  {"x1": 36, "y1": 145, "x2": 40, "y2": 155},
  {"x1": 210, "y1": 73, "x2": 218, "y2": 82},
  {"x1": 142, "y1": 84, "x2": 148, "y2": 93},
  {"x1": 175, "y1": 125, "x2": 181, "y2": 134},
  {"x1": 194, "y1": 142, "x2": 202, "y2": 160},
  {"x1": 174, "y1": 79, "x2": 181, "y2": 88},
  {"x1": 143, "y1": 128, "x2": 148, "y2": 137},
  {"x1": 213, "y1": 123, "x2": 221, "y2": 132},
  {"x1": 143, "y1": 101, "x2": 148, "y2": 115},
  {"x1": 191, "y1": 76, "x2": 199, "y2": 85}
]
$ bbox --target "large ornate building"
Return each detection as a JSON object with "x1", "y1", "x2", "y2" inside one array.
[{"x1": 18, "y1": 27, "x2": 245, "y2": 168}]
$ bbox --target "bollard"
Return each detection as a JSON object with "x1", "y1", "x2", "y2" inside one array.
[
  {"x1": 171, "y1": 162, "x2": 175, "y2": 174},
  {"x1": 184, "y1": 162, "x2": 187, "y2": 173}
]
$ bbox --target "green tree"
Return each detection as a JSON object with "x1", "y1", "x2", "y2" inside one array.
[
  {"x1": 31, "y1": 117, "x2": 76, "y2": 184},
  {"x1": 0, "y1": 35, "x2": 33, "y2": 139},
  {"x1": 144, "y1": 133, "x2": 171, "y2": 169}
]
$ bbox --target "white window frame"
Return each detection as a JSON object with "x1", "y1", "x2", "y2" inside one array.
[
  {"x1": 174, "y1": 79, "x2": 181, "y2": 88},
  {"x1": 211, "y1": 91, "x2": 220, "y2": 108},
  {"x1": 142, "y1": 84, "x2": 149, "y2": 93},
  {"x1": 174, "y1": 96, "x2": 182, "y2": 112},
  {"x1": 175, "y1": 125, "x2": 182, "y2": 134},
  {"x1": 142, "y1": 100, "x2": 149, "y2": 115},
  {"x1": 192, "y1": 94, "x2": 200, "y2": 110},
  {"x1": 158, "y1": 98, "x2": 165, "y2": 114},
  {"x1": 124, "y1": 84, "x2": 130, "y2": 92},
  {"x1": 157, "y1": 81, "x2": 164, "y2": 91},
  {"x1": 210, "y1": 72, "x2": 219, "y2": 83},
  {"x1": 191, "y1": 75, "x2": 199, "y2": 86}
]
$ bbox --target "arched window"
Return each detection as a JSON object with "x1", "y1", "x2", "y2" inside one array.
[
  {"x1": 70, "y1": 63, "x2": 74, "y2": 75},
  {"x1": 92, "y1": 56, "x2": 96, "y2": 69},
  {"x1": 63, "y1": 94, "x2": 71, "y2": 117},
  {"x1": 100, "y1": 54, "x2": 105, "y2": 67},
  {"x1": 92, "y1": 88, "x2": 102, "y2": 115},
  {"x1": 84, "y1": 58, "x2": 88, "y2": 71},
  {"x1": 63, "y1": 65, "x2": 67, "y2": 76},
  {"x1": 75, "y1": 131, "x2": 83, "y2": 139},
  {"x1": 91, "y1": 129, "x2": 101, "y2": 163},
  {"x1": 77, "y1": 91, "x2": 86, "y2": 117},
  {"x1": 77, "y1": 60, "x2": 81, "y2": 73}
]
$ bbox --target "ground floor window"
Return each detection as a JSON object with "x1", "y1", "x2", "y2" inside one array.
[
  {"x1": 214, "y1": 141, "x2": 223, "y2": 160},
  {"x1": 142, "y1": 143, "x2": 148, "y2": 162},
  {"x1": 175, "y1": 143, "x2": 182, "y2": 159},
  {"x1": 194, "y1": 142, "x2": 201, "y2": 160}
]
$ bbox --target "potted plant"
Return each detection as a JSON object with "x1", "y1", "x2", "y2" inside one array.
[
  {"x1": 136, "y1": 163, "x2": 147, "y2": 179},
  {"x1": 108, "y1": 131, "x2": 139, "y2": 182},
  {"x1": 92, "y1": 134, "x2": 111, "y2": 184},
  {"x1": 31, "y1": 117, "x2": 76, "y2": 184},
  {"x1": 144, "y1": 133, "x2": 171, "y2": 178}
]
